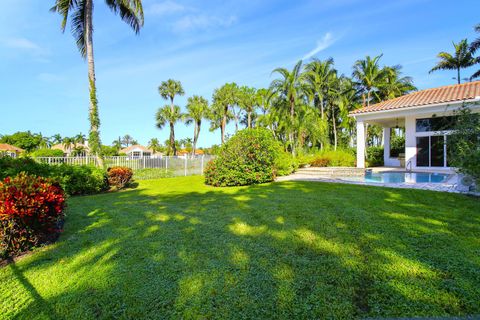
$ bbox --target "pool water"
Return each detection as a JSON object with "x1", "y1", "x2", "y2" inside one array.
[{"x1": 340, "y1": 171, "x2": 450, "y2": 184}]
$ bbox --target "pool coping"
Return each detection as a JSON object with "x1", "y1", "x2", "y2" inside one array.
[{"x1": 276, "y1": 171, "x2": 479, "y2": 195}]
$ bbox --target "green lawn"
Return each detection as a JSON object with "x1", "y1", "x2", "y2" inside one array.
[{"x1": 1, "y1": 176, "x2": 479, "y2": 319}]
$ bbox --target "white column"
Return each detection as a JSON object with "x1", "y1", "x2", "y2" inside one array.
[
  {"x1": 405, "y1": 116, "x2": 416, "y2": 170},
  {"x1": 356, "y1": 121, "x2": 366, "y2": 168},
  {"x1": 383, "y1": 127, "x2": 391, "y2": 165}
]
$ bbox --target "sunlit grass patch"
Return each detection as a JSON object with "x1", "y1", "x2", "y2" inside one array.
[{"x1": 0, "y1": 176, "x2": 479, "y2": 319}]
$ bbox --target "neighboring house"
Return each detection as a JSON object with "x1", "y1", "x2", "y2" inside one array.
[
  {"x1": 0, "y1": 143, "x2": 24, "y2": 158},
  {"x1": 120, "y1": 145, "x2": 162, "y2": 158},
  {"x1": 350, "y1": 81, "x2": 480, "y2": 171},
  {"x1": 51, "y1": 143, "x2": 90, "y2": 157}
]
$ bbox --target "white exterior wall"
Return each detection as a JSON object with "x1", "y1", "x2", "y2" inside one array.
[
  {"x1": 352, "y1": 100, "x2": 480, "y2": 172},
  {"x1": 356, "y1": 121, "x2": 365, "y2": 168},
  {"x1": 404, "y1": 115, "x2": 417, "y2": 170}
]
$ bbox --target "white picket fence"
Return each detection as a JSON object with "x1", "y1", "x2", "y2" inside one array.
[{"x1": 35, "y1": 155, "x2": 215, "y2": 180}]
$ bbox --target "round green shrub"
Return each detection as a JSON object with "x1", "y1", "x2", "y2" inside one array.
[
  {"x1": 30, "y1": 148, "x2": 64, "y2": 157},
  {"x1": 204, "y1": 128, "x2": 279, "y2": 186}
]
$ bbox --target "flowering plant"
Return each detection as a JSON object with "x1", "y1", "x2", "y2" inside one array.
[
  {"x1": 107, "y1": 166, "x2": 133, "y2": 189},
  {"x1": 0, "y1": 173, "x2": 66, "y2": 258}
]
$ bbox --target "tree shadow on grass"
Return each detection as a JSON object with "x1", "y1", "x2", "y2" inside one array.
[{"x1": 2, "y1": 179, "x2": 479, "y2": 319}]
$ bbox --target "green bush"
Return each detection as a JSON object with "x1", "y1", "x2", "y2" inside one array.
[
  {"x1": 30, "y1": 148, "x2": 65, "y2": 157},
  {"x1": 52, "y1": 165, "x2": 108, "y2": 195},
  {"x1": 302, "y1": 149, "x2": 356, "y2": 167},
  {"x1": 447, "y1": 106, "x2": 480, "y2": 183},
  {"x1": 205, "y1": 128, "x2": 278, "y2": 186},
  {"x1": 0, "y1": 157, "x2": 108, "y2": 195},
  {"x1": 367, "y1": 146, "x2": 384, "y2": 167},
  {"x1": 274, "y1": 150, "x2": 298, "y2": 176}
]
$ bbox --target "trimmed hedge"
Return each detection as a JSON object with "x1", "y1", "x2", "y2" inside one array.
[
  {"x1": 205, "y1": 128, "x2": 279, "y2": 186},
  {"x1": 0, "y1": 157, "x2": 108, "y2": 195}
]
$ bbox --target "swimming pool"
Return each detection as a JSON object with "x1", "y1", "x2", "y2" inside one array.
[{"x1": 339, "y1": 171, "x2": 450, "y2": 184}]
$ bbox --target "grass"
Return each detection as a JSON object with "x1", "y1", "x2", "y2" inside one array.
[{"x1": 0, "y1": 176, "x2": 479, "y2": 319}]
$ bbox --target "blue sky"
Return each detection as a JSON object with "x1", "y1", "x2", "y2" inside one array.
[{"x1": 1, "y1": 0, "x2": 479, "y2": 147}]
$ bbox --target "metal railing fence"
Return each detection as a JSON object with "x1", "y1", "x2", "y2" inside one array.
[{"x1": 34, "y1": 155, "x2": 215, "y2": 180}]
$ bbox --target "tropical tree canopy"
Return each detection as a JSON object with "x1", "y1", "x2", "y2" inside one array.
[{"x1": 429, "y1": 39, "x2": 477, "y2": 84}]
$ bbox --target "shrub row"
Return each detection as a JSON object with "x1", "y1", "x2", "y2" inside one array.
[
  {"x1": 0, "y1": 158, "x2": 135, "y2": 195},
  {"x1": 298, "y1": 149, "x2": 356, "y2": 168},
  {"x1": 0, "y1": 157, "x2": 108, "y2": 195}
]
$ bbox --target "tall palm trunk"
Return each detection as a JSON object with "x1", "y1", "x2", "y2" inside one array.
[
  {"x1": 247, "y1": 111, "x2": 252, "y2": 128},
  {"x1": 85, "y1": 0, "x2": 103, "y2": 167},
  {"x1": 457, "y1": 67, "x2": 461, "y2": 84},
  {"x1": 169, "y1": 98, "x2": 177, "y2": 155},
  {"x1": 331, "y1": 104, "x2": 337, "y2": 150},
  {"x1": 192, "y1": 121, "x2": 200, "y2": 156},
  {"x1": 289, "y1": 99, "x2": 295, "y2": 156},
  {"x1": 221, "y1": 105, "x2": 228, "y2": 144},
  {"x1": 169, "y1": 122, "x2": 176, "y2": 156},
  {"x1": 319, "y1": 96, "x2": 324, "y2": 150}
]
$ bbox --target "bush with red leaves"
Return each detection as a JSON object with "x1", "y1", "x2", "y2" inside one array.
[
  {"x1": 0, "y1": 173, "x2": 66, "y2": 258},
  {"x1": 107, "y1": 166, "x2": 133, "y2": 190}
]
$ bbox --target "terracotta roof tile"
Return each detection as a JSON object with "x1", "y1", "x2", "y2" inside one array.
[
  {"x1": 350, "y1": 81, "x2": 480, "y2": 115},
  {"x1": 0, "y1": 143, "x2": 24, "y2": 152}
]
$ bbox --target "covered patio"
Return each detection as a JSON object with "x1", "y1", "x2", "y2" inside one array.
[{"x1": 350, "y1": 81, "x2": 480, "y2": 171}]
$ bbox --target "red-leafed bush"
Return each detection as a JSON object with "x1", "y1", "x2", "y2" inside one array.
[
  {"x1": 310, "y1": 157, "x2": 330, "y2": 167},
  {"x1": 107, "y1": 166, "x2": 133, "y2": 189},
  {"x1": 0, "y1": 173, "x2": 66, "y2": 258}
]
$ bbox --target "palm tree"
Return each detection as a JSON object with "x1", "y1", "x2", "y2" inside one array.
[
  {"x1": 156, "y1": 105, "x2": 183, "y2": 156},
  {"x1": 469, "y1": 24, "x2": 480, "y2": 80},
  {"x1": 62, "y1": 137, "x2": 74, "y2": 153},
  {"x1": 376, "y1": 65, "x2": 416, "y2": 100},
  {"x1": 352, "y1": 55, "x2": 387, "y2": 107},
  {"x1": 270, "y1": 60, "x2": 306, "y2": 155},
  {"x1": 147, "y1": 138, "x2": 162, "y2": 153},
  {"x1": 429, "y1": 39, "x2": 476, "y2": 84},
  {"x1": 112, "y1": 138, "x2": 122, "y2": 151},
  {"x1": 212, "y1": 83, "x2": 239, "y2": 144},
  {"x1": 304, "y1": 58, "x2": 336, "y2": 149},
  {"x1": 185, "y1": 95, "x2": 209, "y2": 156},
  {"x1": 51, "y1": 0, "x2": 144, "y2": 166},
  {"x1": 121, "y1": 134, "x2": 134, "y2": 147},
  {"x1": 238, "y1": 86, "x2": 257, "y2": 128},
  {"x1": 158, "y1": 79, "x2": 185, "y2": 155},
  {"x1": 51, "y1": 134, "x2": 63, "y2": 145},
  {"x1": 74, "y1": 133, "x2": 86, "y2": 145}
]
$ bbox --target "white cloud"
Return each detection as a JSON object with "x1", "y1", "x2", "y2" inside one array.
[
  {"x1": 3, "y1": 37, "x2": 41, "y2": 51},
  {"x1": 173, "y1": 14, "x2": 237, "y2": 32},
  {"x1": 302, "y1": 32, "x2": 335, "y2": 60},
  {"x1": 148, "y1": 1, "x2": 186, "y2": 16}
]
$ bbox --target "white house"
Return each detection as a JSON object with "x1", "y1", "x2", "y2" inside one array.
[
  {"x1": 0, "y1": 143, "x2": 24, "y2": 158},
  {"x1": 51, "y1": 142, "x2": 90, "y2": 157},
  {"x1": 350, "y1": 81, "x2": 480, "y2": 171},
  {"x1": 120, "y1": 145, "x2": 162, "y2": 158}
]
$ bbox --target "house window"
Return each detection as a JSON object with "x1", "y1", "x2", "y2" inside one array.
[
  {"x1": 132, "y1": 151, "x2": 141, "y2": 158},
  {"x1": 416, "y1": 116, "x2": 458, "y2": 132}
]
